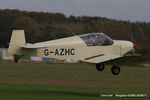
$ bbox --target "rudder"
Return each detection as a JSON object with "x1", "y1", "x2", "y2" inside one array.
[{"x1": 8, "y1": 30, "x2": 26, "y2": 55}]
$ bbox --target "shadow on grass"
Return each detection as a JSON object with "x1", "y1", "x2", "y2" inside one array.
[{"x1": 0, "y1": 90, "x2": 98, "y2": 97}]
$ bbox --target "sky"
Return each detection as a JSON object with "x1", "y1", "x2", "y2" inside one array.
[{"x1": 0, "y1": 0, "x2": 150, "y2": 22}]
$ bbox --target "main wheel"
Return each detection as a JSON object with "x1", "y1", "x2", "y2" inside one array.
[
  {"x1": 96, "y1": 63, "x2": 105, "y2": 71},
  {"x1": 111, "y1": 65, "x2": 120, "y2": 75}
]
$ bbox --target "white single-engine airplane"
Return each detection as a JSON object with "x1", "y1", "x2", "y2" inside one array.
[{"x1": 8, "y1": 30, "x2": 139, "y2": 75}]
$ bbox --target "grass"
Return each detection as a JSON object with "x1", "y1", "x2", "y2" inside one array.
[
  {"x1": 0, "y1": 60, "x2": 149, "y2": 100},
  {"x1": 0, "y1": 84, "x2": 149, "y2": 100},
  {"x1": 0, "y1": 61, "x2": 149, "y2": 87}
]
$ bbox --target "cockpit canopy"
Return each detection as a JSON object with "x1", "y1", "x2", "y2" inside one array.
[{"x1": 79, "y1": 33, "x2": 113, "y2": 46}]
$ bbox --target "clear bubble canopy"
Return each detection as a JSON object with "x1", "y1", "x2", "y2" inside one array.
[{"x1": 79, "y1": 33, "x2": 113, "y2": 46}]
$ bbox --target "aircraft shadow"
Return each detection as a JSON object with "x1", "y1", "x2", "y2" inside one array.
[{"x1": 0, "y1": 90, "x2": 98, "y2": 97}]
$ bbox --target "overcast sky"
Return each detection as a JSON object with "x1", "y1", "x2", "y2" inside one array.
[{"x1": 0, "y1": 0, "x2": 150, "y2": 22}]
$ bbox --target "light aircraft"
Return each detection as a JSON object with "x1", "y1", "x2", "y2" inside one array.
[{"x1": 8, "y1": 30, "x2": 139, "y2": 75}]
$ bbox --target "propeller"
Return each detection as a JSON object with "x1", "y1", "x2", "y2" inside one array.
[{"x1": 130, "y1": 32, "x2": 136, "y2": 54}]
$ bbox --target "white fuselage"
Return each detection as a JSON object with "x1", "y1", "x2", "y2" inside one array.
[{"x1": 22, "y1": 36, "x2": 134, "y2": 63}]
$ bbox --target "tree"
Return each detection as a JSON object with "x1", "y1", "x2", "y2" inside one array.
[{"x1": 12, "y1": 16, "x2": 38, "y2": 29}]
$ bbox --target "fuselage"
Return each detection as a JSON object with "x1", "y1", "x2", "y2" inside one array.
[{"x1": 22, "y1": 33, "x2": 134, "y2": 63}]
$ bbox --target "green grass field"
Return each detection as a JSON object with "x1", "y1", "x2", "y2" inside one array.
[{"x1": 0, "y1": 61, "x2": 149, "y2": 100}]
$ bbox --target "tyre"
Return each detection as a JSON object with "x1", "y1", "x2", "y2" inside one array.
[
  {"x1": 96, "y1": 63, "x2": 105, "y2": 71},
  {"x1": 111, "y1": 65, "x2": 120, "y2": 75}
]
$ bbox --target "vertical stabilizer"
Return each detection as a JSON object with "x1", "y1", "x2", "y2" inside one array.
[{"x1": 8, "y1": 30, "x2": 26, "y2": 55}]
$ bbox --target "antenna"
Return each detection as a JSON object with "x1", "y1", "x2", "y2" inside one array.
[
  {"x1": 68, "y1": 29, "x2": 77, "y2": 36},
  {"x1": 130, "y1": 32, "x2": 136, "y2": 54}
]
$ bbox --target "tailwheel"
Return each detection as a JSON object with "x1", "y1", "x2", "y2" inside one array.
[
  {"x1": 96, "y1": 63, "x2": 105, "y2": 71},
  {"x1": 111, "y1": 65, "x2": 120, "y2": 75},
  {"x1": 14, "y1": 54, "x2": 19, "y2": 63}
]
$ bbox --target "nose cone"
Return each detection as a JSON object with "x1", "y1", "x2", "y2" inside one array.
[{"x1": 133, "y1": 43, "x2": 136, "y2": 48}]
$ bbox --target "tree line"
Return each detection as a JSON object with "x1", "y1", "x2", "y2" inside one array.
[{"x1": 0, "y1": 9, "x2": 149, "y2": 62}]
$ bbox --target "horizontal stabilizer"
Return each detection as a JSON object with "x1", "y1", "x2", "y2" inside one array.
[{"x1": 21, "y1": 43, "x2": 46, "y2": 49}]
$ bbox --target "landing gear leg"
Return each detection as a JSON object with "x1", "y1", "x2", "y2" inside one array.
[{"x1": 111, "y1": 64, "x2": 120, "y2": 75}]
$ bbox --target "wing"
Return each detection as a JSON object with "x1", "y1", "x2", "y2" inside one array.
[
  {"x1": 81, "y1": 54, "x2": 121, "y2": 64},
  {"x1": 21, "y1": 43, "x2": 46, "y2": 49},
  {"x1": 81, "y1": 53, "x2": 141, "y2": 64}
]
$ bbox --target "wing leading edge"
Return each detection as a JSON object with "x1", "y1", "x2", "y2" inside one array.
[{"x1": 81, "y1": 54, "x2": 121, "y2": 64}]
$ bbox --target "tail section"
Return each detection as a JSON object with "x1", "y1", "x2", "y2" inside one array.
[{"x1": 8, "y1": 30, "x2": 26, "y2": 55}]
